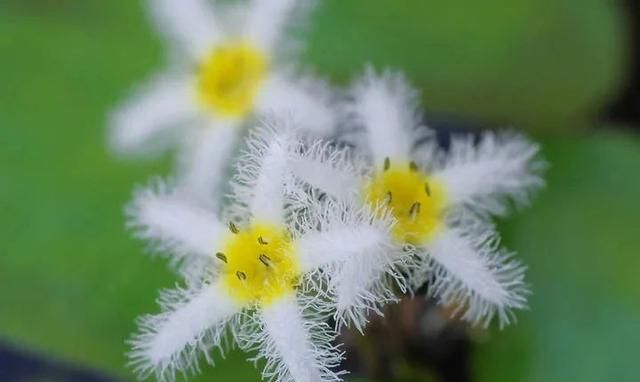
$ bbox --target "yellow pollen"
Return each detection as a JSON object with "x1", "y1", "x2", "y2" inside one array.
[
  {"x1": 364, "y1": 159, "x2": 447, "y2": 245},
  {"x1": 218, "y1": 221, "x2": 299, "y2": 306},
  {"x1": 196, "y1": 42, "x2": 267, "y2": 118}
]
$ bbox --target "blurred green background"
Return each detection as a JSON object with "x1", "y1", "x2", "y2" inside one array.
[{"x1": 0, "y1": 0, "x2": 638, "y2": 381}]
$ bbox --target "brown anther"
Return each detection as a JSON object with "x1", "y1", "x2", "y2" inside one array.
[
  {"x1": 409, "y1": 201, "x2": 421, "y2": 216},
  {"x1": 229, "y1": 221, "x2": 239, "y2": 234},
  {"x1": 424, "y1": 182, "x2": 431, "y2": 197},
  {"x1": 383, "y1": 157, "x2": 390, "y2": 171},
  {"x1": 259, "y1": 254, "x2": 271, "y2": 266},
  {"x1": 384, "y1": 191, "x2": 393, "y2": 205},
  {"x1": 409, "y1": 161, "x2": 418, "y2": 172},
  {"x1": 236, "y1": 271, "x2": 247, "y2": 280},
  {"x1": 215, "y1": 252, "x2": 227, "y2": 263},
  {"x1": 258, "y1": 236, "x2": 268, "y2": 245}
]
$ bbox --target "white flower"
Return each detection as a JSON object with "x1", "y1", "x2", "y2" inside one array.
[
  {"x1": 284, "y1": 139, "x2": 409, "y2": 332},
  {"x1": 291, "y1": 68, "x2": 545, "y2": 328},
  {"x1": 110, "y1": 0, "x2": 335, "y2": 203},
  {"x1": 128, "y1": 123, "x2": 393, "y2": 382}
]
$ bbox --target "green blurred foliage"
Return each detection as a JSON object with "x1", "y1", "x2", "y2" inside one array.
[
  {"x1": 306, "y1": 0, "x2": 626, "y2": 132},
  {"x1": 476, "y1": 133, "x2": 640, "y2": 382},
  {"x1": 0, "y1": 0, "x2": 637, "y2": 381}
]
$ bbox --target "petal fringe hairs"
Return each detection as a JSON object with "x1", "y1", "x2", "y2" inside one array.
[{"x1": 112, "y1": 2, "x2": 546, "y2": 381}]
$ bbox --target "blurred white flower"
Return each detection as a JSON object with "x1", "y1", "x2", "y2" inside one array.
[
  {"x1": 110, "y1": 0, "x2": 335, "y2": 203},
  {"x1": 291, "y1": 68, "x2": 545, "y2": 328},
  {"x1": 128, "y1": 124, "x2": 392, "y2": 382}
]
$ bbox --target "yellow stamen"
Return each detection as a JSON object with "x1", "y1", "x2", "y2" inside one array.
[
  {"x1": 219, "y1": 222, "x2": 299, "y2": 306},
  {"x1": 196, "y1": 42, "x2": 267, "y2": 118},
  {"x1": 364, "y1": 160, "x2": 447, "y2": 245}
]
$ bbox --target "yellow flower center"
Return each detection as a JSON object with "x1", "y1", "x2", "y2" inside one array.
[
  {"x1": 196, "y1": 42, "x2": 267, "y2": 118},
  {"x1": 364, "y1": 158, "x2": 447, "y2": 245},
  {"x1": 217, "y1": 221, "x2": 299, "y2": 306}
]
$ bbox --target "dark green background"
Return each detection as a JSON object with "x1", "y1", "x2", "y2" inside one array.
[{"x1": 1, "y1": 0, "x2": 638, "y2": 381}]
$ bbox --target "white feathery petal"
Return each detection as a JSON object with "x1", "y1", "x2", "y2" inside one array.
[
  {"x1": 433, "y1": 132, "x2": 545, "y2": 216},
  {"x1": 349, "y1": 67, "x2": 423, "y2": 166},
  {"x1": 256, "y1": 71, "x2": 337, "y2": 137},
  {"x1": 255, "y1": 294, "x2": 344, "y2": 382},
  {"x1": 290, "y1": 157, "x2": 359, "y2": 203},
  {"x1": 250, "y1": 139, "x2": 288, "y2": 224},
  {"x1": 129, "y1": 281, "x2": 240, "y2": 382},
  {"x1": 423, "y1": 223, "x2": 529, "y2": 328},
  {"x1": 231, "y1": 124, "x2": 294, "y2": 224},
  {"x1": 289, "y1": 139, "x2": 364, "y2": 203},
  {"x1": 177, "y1": 122, "x2": 240, "y2": 204},
  {"x1": 147, "y1": 0, "x2": 221, "y2": 58},
  {"x1": 243, "y1": 0, "x2": 301, "y2": 54},
  {"x1": 296, "y1": 199, "x2": 404, "y2": 332},
  {"x1": 109, "y1": 74, "x2": 199, "y2": 158},
  {"x1": 127, "y1": 182, "x2": 225, "y2": 260},
  {"x1": 297, "y1": 222, "x2": 396, "y2": 273},
  {"x1": 296, "y1": 203, "x2": 394, "y2": 272},
  {"x1": 330, "y1": 246, "x2": 411, "y2": 333}
]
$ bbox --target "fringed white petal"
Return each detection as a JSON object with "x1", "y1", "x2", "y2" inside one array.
[
  {"x1": 147, "y1": 0, "x2": 221, "y2": 58},
  {"x1": 109, "y1": 73, "x2": 198, "y2": 158},
  {"x1": 177, "y1": 122, "x2": 240, "y2": 205},
  {"x1": 127, "y1": 181, "x2": 224, "y2": 261},
  {"x1": 231, "y1": 124, "x2": 296, "y2": 224},
  {"x1": 296, "y1": 200, "x2": 402, "y2": 332},
  {"x1": 249, "y1": 140, "x2": 288, "y2": 223},
  {"x1": 297, "y1": 203, "x2": 394, "y2": 271},
  {"x1": 423, "y1": 224, "x2": 529, "y2": 328},
  {"x1": 348, "y1": 67, "x2": 423, "y2": 167},
  {"x1": 434, "y1": 132, "x2": 545, "y2": 216},
  {"x1": 129, "y1": 281, "x2": 240, "y2": 382},
  {"x1": 256, "y1": 71, "x2": 337, "y2": 137},
  {"x1": 330, "y1": 246, "x2": 412, "y2": 333},
  {"x1": 251, "y1": 294, "x2": 344, "y2": 382},
  {"x1": 243, "y1": 0, "x2": 303, "y2": 54},
  {"x1": 290, "y1": 157, "x2": 358, "y2": 203},
  {"x1": 289, "y1": 139, "x2": 364, "y2": 204}
]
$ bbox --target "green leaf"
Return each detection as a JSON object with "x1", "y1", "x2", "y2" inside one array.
[
  {"x1": 476, "y1": 131, "x2": 640, "y2": 382},
  {"x1": 306, "y1": 0, "x2": 625, "y2": 131}
]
